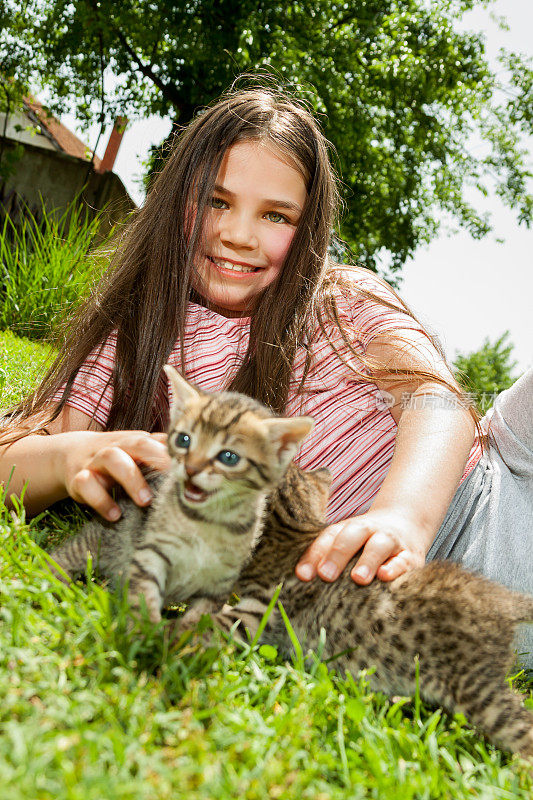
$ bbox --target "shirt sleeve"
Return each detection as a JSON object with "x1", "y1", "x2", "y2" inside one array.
[
  {"x1": 51, "y1": 333, "x2": 117, "y2": 428},
  {"x1": 342, "y1": 270, "x2": 428, "y2": 353}
]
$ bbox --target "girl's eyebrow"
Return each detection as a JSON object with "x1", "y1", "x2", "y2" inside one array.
[{"x1": 213, "y1": 183, "x2": 302, "y2": 214}]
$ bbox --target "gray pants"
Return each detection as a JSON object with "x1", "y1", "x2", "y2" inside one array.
[{"x1": 428, "y1": 368, "x2": 533, "y2": 668}]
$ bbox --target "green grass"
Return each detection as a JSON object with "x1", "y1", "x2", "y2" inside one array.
[
  {"x1": 1, "y1": 332, "x2": 532, "y2": 799},
  {"x1": 0, "y1": 329, "x2": 55, "y2": 408},
  {"x1": 0, "y1": 200, "x2": 111, "y2": 340}
]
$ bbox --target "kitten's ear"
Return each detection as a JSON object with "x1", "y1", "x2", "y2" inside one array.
[
  {"x1": 263, "y1": 416, "x2": 314, "y2": 470},
  {"x1": 163, "y1": 365, "x2": 200, "y2": 416},
  {"x1": 309, "y1": 467, "x2": 333, "y2": 492}
]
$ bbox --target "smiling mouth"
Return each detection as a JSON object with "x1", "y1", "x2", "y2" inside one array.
[{"x1": 207, "y1": 255, "x2": 261, "y2": 274}]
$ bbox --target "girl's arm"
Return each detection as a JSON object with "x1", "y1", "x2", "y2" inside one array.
[
  {"x1": 296, "y1": 333, "x2": 476, "y2": 584},
  {"x1": 1, "y1": 406, "x2": 171, "y2": 519}
]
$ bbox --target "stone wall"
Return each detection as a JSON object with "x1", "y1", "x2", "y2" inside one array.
[{"x1": 0, "y1": 138, "x2": 136, "y2": 234}]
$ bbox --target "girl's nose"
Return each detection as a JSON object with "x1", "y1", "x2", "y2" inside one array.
[{"x1": 218, "y1": 213, "x2": 259, "y2": 250}]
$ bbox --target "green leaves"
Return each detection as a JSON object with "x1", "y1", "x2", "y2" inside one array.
[
  {"x1": 453, "y1": 330, "x2": 519, "y2": 413},
  {"x1": 2, "y1": 0, "x2": 532, "y2": 269}
]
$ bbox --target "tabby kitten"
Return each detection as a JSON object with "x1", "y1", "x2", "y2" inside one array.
[
  {"x1": 50, "y1": 372, "x2": 533, "y2": 757},
  {"x1": 49, "y1": 365, "x2": 314, "y2": 623},
  {"x1": 177, "y1": 466, "x2": 533, "y2": 758}
]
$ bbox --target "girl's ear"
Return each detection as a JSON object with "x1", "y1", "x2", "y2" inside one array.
[
  {"x1": 263, "y1": 416, "x2": 315, "y2": 471},
  {"x1": 163, "y1": 365, "x2": 200, "y2": 416}
]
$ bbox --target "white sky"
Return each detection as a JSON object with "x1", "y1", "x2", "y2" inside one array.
[
  {"x1": 62, "y1": 0, "x2": 532, "y2": 373},
  {"x1": 401, "y1": 0, "x2": 533, "y2": 374}
]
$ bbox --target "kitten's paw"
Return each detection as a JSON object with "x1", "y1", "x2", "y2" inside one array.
[
  {"x1": 169, "y1": 598, "x2": 221, "y2": 646},
  {"x1": 128, "y1": 597, "x2": 162, "y2": 626},
  {"x1": 180, "y1": 598, "x2": 222, "y2": 628}
]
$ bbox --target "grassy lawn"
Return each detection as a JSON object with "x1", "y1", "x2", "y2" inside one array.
[
  {"x1": 1, "y1": 330, "x2": 532, "y2": 799},
  {"x1": 0, "y1": 330, "x2": 55, "y2": 409}
]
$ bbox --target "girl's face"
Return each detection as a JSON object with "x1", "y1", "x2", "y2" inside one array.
[{"x1": 194, "y1": 140, "x2": 307, "y2": 317}]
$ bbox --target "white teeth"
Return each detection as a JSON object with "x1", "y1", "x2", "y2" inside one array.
[{"x1": 210, "y1": 257, "x2": 256, "y2": 273}]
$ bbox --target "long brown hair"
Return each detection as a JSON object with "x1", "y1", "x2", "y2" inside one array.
[{"x1": 3, "y1": 84, "x2": 480, "y2": 438}]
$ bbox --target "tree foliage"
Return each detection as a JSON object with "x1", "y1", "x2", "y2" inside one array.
[
  {"x1": 453, "y1": 331, "x2": 519, "y2": 414},
  {"x1": 0, "y1": 1, "x2": 35, "y2": 179},
  {"x1": 2, "y1": 0, "x2": 532, "y2": 270}
]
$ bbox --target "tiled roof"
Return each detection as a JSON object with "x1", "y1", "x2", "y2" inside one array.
[{"x1": 23, "y1": 96, "x2": 102, "y2": 170}]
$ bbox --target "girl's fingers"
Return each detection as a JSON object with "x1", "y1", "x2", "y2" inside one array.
[
  {"x1": 349, "y1": 532, "x2": 399, "y2": 584},
  {"x1": 376, "y1": 550, "x2": 424, "y2": 582},
  {"x1": 69, "y1": 467, "x2": 123, "y2": 521},
  {"x1": 68, "y1": 436, "x2": 169, "y2": 518},
  {"x1": 295, "y1": 509, "x2": 426, "y2": 587},
  {"x1": 376, "y1": 552, "x2": 410, "y2": 582},
  {"x1": 315, "y1": 520, "x2": 369, "y2": 582},
  {"x1": 115, "y1": 432, "x2": 171, "y2": 470},
  {"x1": 88, "y1": 446, "x2": 155, "y2": 508},
  {"x1": 61, "y1": 430, "x2": 171, "y2": 518},
  {"x1": 295, "y1": 523, "x2": 344, "y2": 580},
  {"x1": 150, "y1": 432, "x2": 169, "y2": 446}
]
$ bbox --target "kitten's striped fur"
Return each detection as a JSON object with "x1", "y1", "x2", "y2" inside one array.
[
  {"x1": 49, "y1": 366, "x2": 314, "y2": 623},
  {"x1": 177, "y1": 445, "x2": 533, "y2": 759},
  {"x1": 50, "y1": 369, "x2": 533, "y2": 757}
]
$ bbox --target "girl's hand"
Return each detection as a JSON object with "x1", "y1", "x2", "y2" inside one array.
[
  {"x1": 295, "y1": 509, "x2": 428, "y2": 585},
  {"x1": 60, "y1": 430, "x2": 171, "y2": 521}
]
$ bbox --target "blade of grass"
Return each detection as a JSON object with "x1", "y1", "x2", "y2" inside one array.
[
  {"x1": 249, "y1": 582, "x2": 283, "y2": 648},
  {"x1": 277, "y1": 600, "x2": 304, "y2": 671}
]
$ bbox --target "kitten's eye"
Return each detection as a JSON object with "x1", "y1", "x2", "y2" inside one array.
[
  {"x1": 173, "y1": 432, "x2": 191, "y2": 449},
  {"x1": 216, "y1": 450, "x2": 240, "y2": 466}
]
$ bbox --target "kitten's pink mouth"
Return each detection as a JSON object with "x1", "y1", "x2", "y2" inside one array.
[{"x1": 183, "y1": 480, "x2": 212, "y2": 504}]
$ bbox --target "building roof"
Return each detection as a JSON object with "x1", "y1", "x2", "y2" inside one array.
[{"x1": 23, "y1": 96, "x2": 102, "y2": 170}]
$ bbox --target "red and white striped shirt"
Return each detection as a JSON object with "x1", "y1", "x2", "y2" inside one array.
[{"x1": 55, "y1": 272, "x2": 481, "y2": 523}]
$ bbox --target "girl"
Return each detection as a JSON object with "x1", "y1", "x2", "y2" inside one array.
[{"x1": 2, "y1": 86, "x2": 532, "y2": 664}]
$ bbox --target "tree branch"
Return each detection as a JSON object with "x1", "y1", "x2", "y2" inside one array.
[
  {"x1": 327, "y1": 9, "x2": 378, "y2": 33},
  {"x1": 110, "y1": 24, "x2": 186, "y2": 113}
]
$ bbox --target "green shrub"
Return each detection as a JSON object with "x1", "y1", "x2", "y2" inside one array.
[{"x1": 0, "y1": 199, "x2": 113, "y2": 340}]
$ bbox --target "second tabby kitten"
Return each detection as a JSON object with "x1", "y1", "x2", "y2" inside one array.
[
  {"x1": 49, "y1": 365, "x2": 315, "y2": 622},
  {"x1": 177, "y1": 457, "x2": 533, "y2": 759}
]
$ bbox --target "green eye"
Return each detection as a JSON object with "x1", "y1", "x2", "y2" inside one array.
[
  {"x1": 210, "y1": 197, "x2": 227, "y2": 209},
  {"x1": 174, "y1": 432, "x2": 191, "y2": 449},
  {"x1": 217, "y1": 450, "x2": 240, "y2": 466},
  {"x1": 265, "y1": 211, "x2": 287, "y2": 224}
]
